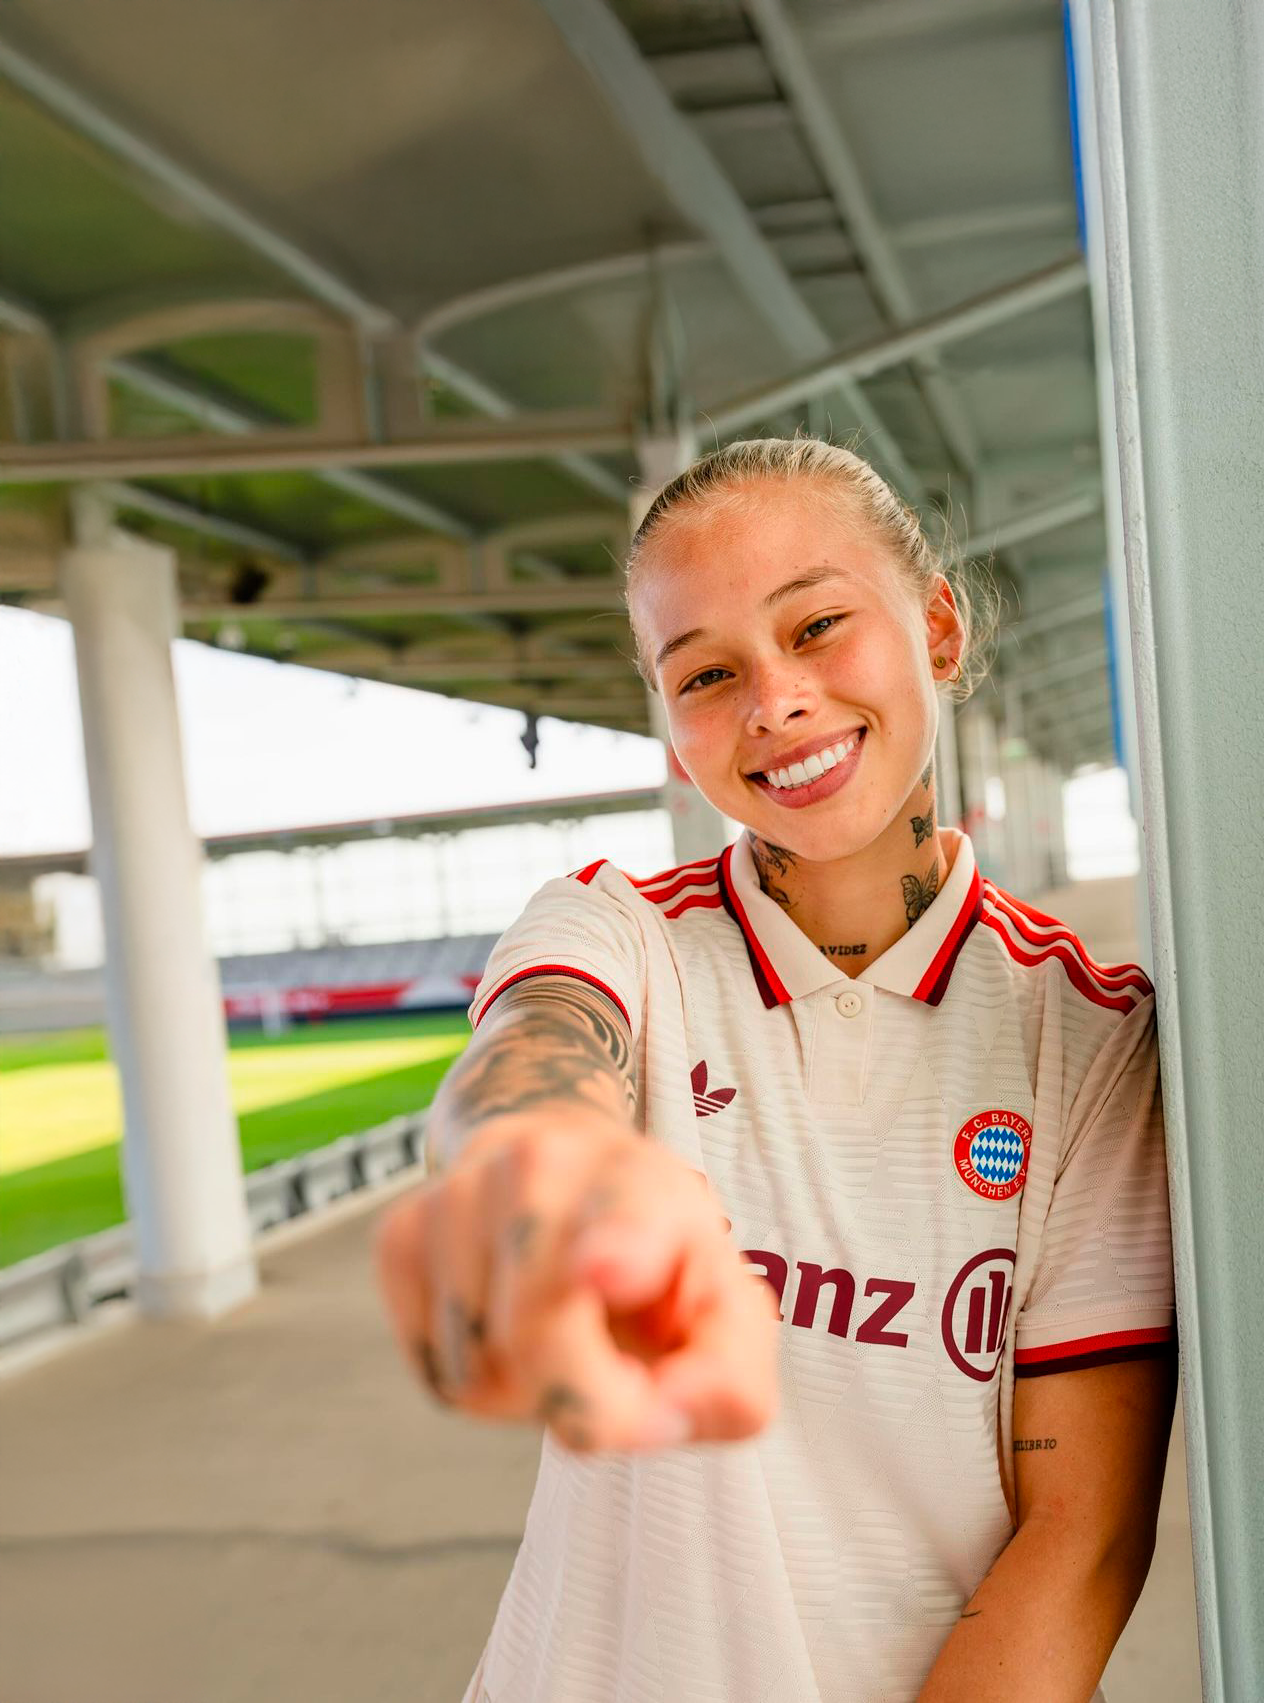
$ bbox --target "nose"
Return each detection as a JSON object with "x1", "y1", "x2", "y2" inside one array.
[{"x1": 743, "y1": 651, "x2": 818, "y2": 737}]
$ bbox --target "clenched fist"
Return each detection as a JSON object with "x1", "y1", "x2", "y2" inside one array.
[{"x1": 375, "y1": 1105, "x2": 780, "y2": 1455}]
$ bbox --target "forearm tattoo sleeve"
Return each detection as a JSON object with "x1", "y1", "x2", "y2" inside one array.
[{"x1": 425, "y1": 975, "x2": 638, "y2": 1172}]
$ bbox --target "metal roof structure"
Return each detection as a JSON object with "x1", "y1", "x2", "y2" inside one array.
[
  {"x1": 1, "y1": 0, "x2": 1112, "y2": 768},
  {"x1": 0, "y1": 785, "x2": 665, "y2": 880}
]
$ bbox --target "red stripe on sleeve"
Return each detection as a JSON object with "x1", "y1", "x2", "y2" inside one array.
[
  {"x1": 473, "y1": 964, "x2": 631, "y2": 1029},
  {"x1": 1015, "y1": 1324, "x2": 1175, "y2": 1370}
]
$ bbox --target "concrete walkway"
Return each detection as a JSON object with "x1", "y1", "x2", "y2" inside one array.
[
  {"x1": 0, "y1": 1185, "x2": 538, "y2": 1703},
  {"x1": 0, "y1": 1177, "x2": 1204, "y2": 1703},
  {"x1": 0, "y1": 875, "x2": 1203, "y2": 1702}
]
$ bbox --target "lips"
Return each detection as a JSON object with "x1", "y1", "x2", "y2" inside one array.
[
  {"x1": 748, "y1": 727, "x2": 867, "y2": 808},
  {"x1": 746, "y1": 725, "x2": 865, "y2": 779}
]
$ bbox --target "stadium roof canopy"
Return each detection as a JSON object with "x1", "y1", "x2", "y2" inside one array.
[
  {"x1": 0, "y1": 786, "x2": 665, "y2": 880},
  {"x1": 0, "y1": 0, "x2": 1111, "y2": 768}
]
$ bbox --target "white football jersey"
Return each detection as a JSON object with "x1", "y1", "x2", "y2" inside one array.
[{"x1": 460, "y1": 827, "x2": 1176, "y2": 1703}]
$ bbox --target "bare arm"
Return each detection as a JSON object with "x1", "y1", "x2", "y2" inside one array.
[
  {"x1": 424, "y1": 974, "x2": 638, "y2": 1176},
  {"x1": 916, "y1": 1353, "x2": 1178, "y2": 1701}
]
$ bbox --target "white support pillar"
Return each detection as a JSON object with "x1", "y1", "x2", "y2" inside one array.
[
  {"x1": 934, "y1": 695, "x2": 962, "y2": 837},
  {"x1": 1036, "y1": 759, "x2": 1069, "y2": 892},
  {"x1": 1084, "y1": 3, "x2": 1264, "y2": 1692},
  {"x1": 1000, "y1": 683, "x2": 1036, "y2": 895},
  {"x1": 1066, "y1": 0, "x2": 1154, "y2": 975},
  {"x1": 59, "y1": 495, "x2": 256, "y2": 1320},
  {"x1": 959, "y1": 699, "x2": 1010, "y2": 886},
  {"x1": 632, "y1": 430, "x2": 732, "y2": 864}
]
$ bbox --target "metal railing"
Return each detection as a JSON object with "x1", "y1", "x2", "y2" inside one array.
[{"x1": 0, "y1": 1111, "x2": 428, "y2": 1350}]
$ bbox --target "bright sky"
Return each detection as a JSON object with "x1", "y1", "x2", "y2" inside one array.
[
  {"x1": 0, "y1": 605, "x2": 1136, "y2": 882},
  {"x1": 0, "y1": 606, "x2": 666, "y2": 854}
]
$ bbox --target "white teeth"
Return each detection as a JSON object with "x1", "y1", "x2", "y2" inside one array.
[{"x1": 765, "y1": 731, "x2": 861, "y2": 790}]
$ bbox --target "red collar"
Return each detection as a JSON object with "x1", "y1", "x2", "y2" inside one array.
[{"x1": 717, "y1": 827, "x2": 983, "y2": 1008}]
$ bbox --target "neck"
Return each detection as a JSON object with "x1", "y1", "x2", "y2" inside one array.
[{"x1": 745, "y1": 763, "x2": 949, "y2": 978}]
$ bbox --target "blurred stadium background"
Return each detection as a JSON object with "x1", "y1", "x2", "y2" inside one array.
[{"x1": 0, "y1": 0, "x2": 1212, "y2": 1698}]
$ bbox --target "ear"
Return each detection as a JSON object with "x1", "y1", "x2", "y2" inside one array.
[{"x1": 924, "y1": 574, "x2": 964, "y2": 666}]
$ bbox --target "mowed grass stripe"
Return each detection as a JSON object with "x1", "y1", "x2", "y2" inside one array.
[
  {"x1": 0, "y1": 1014, "x2": 470, "y2": 1268},
  {"x1": 0, "y1": 1014, "x2": 470, "y2": 1074},
  {"x1": 0, "y1": 1033, "x2": 466, "y2": 1175}
]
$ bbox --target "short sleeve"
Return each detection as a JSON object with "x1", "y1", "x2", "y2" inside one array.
[
  {"x1": 466, "y1": 862, "x2": 647, "y2": 1044},
  {"x1": 1015, "y1": 993, "x2": 1178, "y2": 1377}
]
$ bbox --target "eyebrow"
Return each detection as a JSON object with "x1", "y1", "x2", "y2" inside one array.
[{"x1": 653, "y1": 567, "x2": 854, "y2": 676}]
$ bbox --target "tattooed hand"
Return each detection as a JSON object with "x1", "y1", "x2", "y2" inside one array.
[{"x1": 375, "y1": 978, "x2": 779, "y2": 1456}]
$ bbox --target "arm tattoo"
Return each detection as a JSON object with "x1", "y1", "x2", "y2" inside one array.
[
  {"x1": 1013, "y1": 1436, "x2": 1059, "y2": 1452},
  {"x1": 748, "y1": 833, "x2": 797, "y2": 911},
  {"x1": 428, "y1": 975, "x2": 637, "y2": 1170}
]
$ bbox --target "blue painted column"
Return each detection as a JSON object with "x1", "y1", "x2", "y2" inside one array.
[{"x1": 1066, "y1": 0, "x2": 1155, "y2": 976}]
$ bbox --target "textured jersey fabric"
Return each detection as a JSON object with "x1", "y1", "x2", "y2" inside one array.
[{"x1": 459, "y1": 828, "x2": 1176, "y2": 1703}]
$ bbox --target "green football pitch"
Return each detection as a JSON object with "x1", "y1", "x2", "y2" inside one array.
[{"x1": 0, "y1": 1013, "x2": 471, "y2": 1269}]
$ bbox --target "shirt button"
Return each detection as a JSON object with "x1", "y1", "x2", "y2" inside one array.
[{"x1": 835, "y1": 989, "x2": 864, "y2": 1018}]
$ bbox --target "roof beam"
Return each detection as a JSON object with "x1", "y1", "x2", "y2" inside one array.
[
  {"x1": 689, "y1": 99, "x2": 791, "y2": 134},
  {"x1": 532, "y1": 0, "x2": 919, "y2": 495},
  {"x1": 3, "y1": 265, "x2": 1088, "y2": 502},
  {"x1": 418, "y1": 348, "x2": 626, "y2": 506},
  {"x1": 708, "y1": 254, "x2": 1087, "y2": 433},
  {"x1": 1023, "y1": 705, "x2": 1114, "y2": 752},
  {"x1": 0, "y1": 411, "x2": 631, "y2": 484},
  {"x1": 1011, "y1": 645, "x2": 1109, "y2": 695},
  {"x1": 798, "y1": 0, "x2": 1057, "y2": 51},
  {"x1": 960, "y1": 481, "x2": 1102, "y2": 557},
  {"x1": 741, "y1": 0, "x2": 981, "y2": 473},
  {"x1": 0, "y1": 33, "x2": 392, "y2": 335},
  {"x1": 111, "y1": 356, "x2": 478, "y2": 541},
  {"x1": 0, "y1": 35, "x2": 622, "y2": 513},
  {"x1": 1, "y1": 282, "x2": 485, "y2": 543},
  {"x1": 112, "y1": 354, "x2": 594, "y2": 591},
  {"x1": 297, "y1": 650, "x2": 635, "y2": 685},
  {"x1": 1001, "y1": 589, "x2": 1105, "y2": 644},
  {"x1": 476, "y1": 684, "x2": 646, "y2": 717},
  {"x1": 173, "y1": 580, "x2": 625, "y2": 621},
  {"x1": 416, "y1": 244, "x2": 709, "y2": 343},
  {"x1": 894, "y1": 201, "x2": 1077, "y2": 253},
  {"x1": 98, "y1": 480, "x2": 308, "y2": 562}
]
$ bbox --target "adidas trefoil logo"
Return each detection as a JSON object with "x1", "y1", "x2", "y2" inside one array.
[{"x1": 692, "y1": 1060, "x2": 737, "y2": 1117}]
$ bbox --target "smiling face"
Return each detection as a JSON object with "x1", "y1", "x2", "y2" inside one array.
[{"x1": 628, "y1": 479, "x2": 964, "y2": 863}]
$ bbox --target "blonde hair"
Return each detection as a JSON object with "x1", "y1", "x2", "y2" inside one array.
[{"x1": 624, "y1": 434, "x2": 1001, "y2": 701}]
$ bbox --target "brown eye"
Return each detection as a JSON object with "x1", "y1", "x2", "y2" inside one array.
[
  {"x1": 681, "y1": 668, "x2": 727, "y2": 694},
  {"x1": 799, "y1": 615, "x2": 841, "y2": 643}
]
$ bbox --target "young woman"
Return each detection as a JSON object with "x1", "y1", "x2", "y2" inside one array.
[{"x1": 376, "y1": 437, "x2": 1179, "y2": 1703}]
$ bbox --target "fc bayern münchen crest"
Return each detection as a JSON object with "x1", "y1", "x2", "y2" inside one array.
[{"x1": 953, "y1": 1109, "x2": 1032, "y2": 1201}]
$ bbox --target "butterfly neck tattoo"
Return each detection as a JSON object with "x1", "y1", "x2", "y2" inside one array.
[{"x1": 748, "y1": 759, "x2": 942, "y2": 933}]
